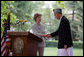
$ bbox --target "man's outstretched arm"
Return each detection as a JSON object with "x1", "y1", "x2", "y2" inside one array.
[{"x1": 40, "y1": 29, "x2": 59, "y2": 38}]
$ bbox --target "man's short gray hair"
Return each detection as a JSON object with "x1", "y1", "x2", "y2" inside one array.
[{"x1": 53, "y1": 8, "x2": 62, "y2": 14}]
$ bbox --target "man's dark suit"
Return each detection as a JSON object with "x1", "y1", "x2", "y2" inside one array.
[{"x1": 51, "y1": 16, "x2": 73, "y2": 49}]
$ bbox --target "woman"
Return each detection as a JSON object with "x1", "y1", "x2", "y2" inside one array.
[{"x1": 31, "y1": 13, "x2": 46, "y2": 56}]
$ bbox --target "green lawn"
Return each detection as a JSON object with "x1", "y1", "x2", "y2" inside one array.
[{"x1": 44, "y1": 47, "x2": 83, "y2": 56}]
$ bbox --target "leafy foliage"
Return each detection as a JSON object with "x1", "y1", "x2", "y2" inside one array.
[
  {"x1": 1, "y1": 1, "x2": 83, "y2": 41},
  {"x1": 1, "y1": 1, "x2": 17, "y2": 37}
]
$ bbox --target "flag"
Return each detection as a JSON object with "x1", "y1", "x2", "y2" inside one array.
[
  {"x1": 1, "y1": 34, "x2": 11, "y2": 56},
  {"x1": 7, "y1": 12, "x2": 10, "y2": 30},
  {"x1": 1, "y1": 33, "x2": 7, "y2": 56},
  {"x1": 1, "y1": 12, "x2": 10, "y2": 56},
  {"x1": 6, "y1": 35, "x2": 11, "y2": 44}
]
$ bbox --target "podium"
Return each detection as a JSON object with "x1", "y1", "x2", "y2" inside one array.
[{"x1": 7, "y1": 32, "x2": 42, "y2": 56}]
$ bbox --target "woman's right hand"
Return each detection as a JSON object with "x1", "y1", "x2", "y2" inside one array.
[{"x1": 40, "y1": 34, "x2": 47, "y2": 37}]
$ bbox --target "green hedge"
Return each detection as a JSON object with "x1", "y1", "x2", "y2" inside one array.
[{"x1": 45, "y1": 40, "x2": 83, "y2": 49}]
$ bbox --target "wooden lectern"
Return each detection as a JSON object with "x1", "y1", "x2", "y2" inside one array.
[{"x1": 7, "y1": 32, "x2": 42, "y2": 56}]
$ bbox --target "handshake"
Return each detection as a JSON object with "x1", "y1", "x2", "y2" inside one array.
[{"x1": 40, "y1": 34, "x2": 52, "y2": 38}]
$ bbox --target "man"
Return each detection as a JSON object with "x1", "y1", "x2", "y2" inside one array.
[{"x1": 41, "y1": 8, "x2": 73, "y2": 56}]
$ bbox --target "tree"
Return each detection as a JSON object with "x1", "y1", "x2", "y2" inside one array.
[
  {"x1": 53, "y1": 1, "x2": 65, "y2": 9},
  {"x1": 65, "y1": 1, "x2": 83, "y2": 40},
  {"x1": 1, "y1": 1, "x2": 17, "y2": 37},
  {"x1": 10, "y1": 1, "x2": 38, "y2": 31}
]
